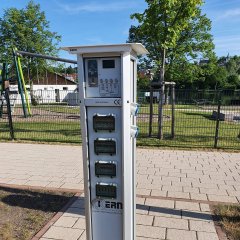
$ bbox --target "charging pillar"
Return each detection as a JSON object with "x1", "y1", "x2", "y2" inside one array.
[{"x1": 62, "y1": 44, "x2": 148, "y2": 240}]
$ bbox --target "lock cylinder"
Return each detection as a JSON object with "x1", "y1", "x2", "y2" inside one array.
[
  {"x1": 130, "y1": 125, "x2": 139, "y2": 138},
  {"x1": 130, "y1": 103, "x2": 139, "y2": 116}
]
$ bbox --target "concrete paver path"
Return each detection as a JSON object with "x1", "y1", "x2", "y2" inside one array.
[{"x1": 0, "y1": 142, "x2": 239, "y2": 240}]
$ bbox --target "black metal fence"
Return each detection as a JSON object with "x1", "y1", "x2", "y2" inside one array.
[
  {"x1": 138, "y1": 89, "x2": 240, "y2": 149},
  {"x1": 0, "y1": 89, "x2": 239, "y2": 150}
]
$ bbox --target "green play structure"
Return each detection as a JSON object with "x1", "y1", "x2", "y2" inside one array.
[
  {"x1": 0, "y1": 48, "x2": 32, "y2": 119},
  {"x1": 13, "y1": 48, "x2": 32, "y2": 117}
]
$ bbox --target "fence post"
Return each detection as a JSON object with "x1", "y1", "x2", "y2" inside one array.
[
  {"x1": 2, "y1": 63, "x2": 15, "y2": 140},
  {"x1": 148, "y1": 87, "x2": 153, "y2": 137},
  {"x1": 214, "y1": 91, "x2": 221, "y2": 148},
  {"x1": 171, "y1": 84, "x2": 175, "y2": 139}
]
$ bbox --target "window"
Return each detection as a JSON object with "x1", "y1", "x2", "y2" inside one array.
[
  {"x1": 102, "y1": 60, "x2": 115, "y2": 69},
  {"x1": 63, "y1": 87, "x2": 68, "y2": 90}
]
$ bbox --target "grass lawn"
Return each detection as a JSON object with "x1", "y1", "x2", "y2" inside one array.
[
  {"x1": 137, "y1": 109, "x2": 240, "y2": 149},
  {"x1": 214, "y1": 204, "x2": 240, "y2": 240},
  {"x1": 0, "y1": 121, "x2": 81, "y2": 144},
  {"x1": 0, "y1": 105, "x2": 239, "y2": 149},
  {"x1": 35, "y1": 105, "x2": 80, "y2": 115},
  {"x1": 0, "y1": 187, "x2": 74, "y2": 240}
]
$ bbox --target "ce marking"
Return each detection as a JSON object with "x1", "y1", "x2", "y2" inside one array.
[{"x1": 114, "y1": 99, "x2": 121, "y2": 105}]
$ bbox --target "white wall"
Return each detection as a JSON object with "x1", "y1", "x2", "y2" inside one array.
[{"x1": 10, "y1": 85, "x2": 79, "y2": 105}]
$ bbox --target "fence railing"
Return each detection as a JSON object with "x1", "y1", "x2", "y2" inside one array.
[{"x1": 0, "y1": 89, "x2": 239, "y2": 150}]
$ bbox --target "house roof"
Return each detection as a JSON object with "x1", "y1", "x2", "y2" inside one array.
[{"x1": 61, "y1": 43, "x2": 149, "y2": 55}]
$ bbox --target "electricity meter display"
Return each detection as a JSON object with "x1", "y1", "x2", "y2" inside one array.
[
  {"x1": 88, "y1": 59, "x2": 98, "y2": 87},
  {"x1": 96, "y1": 183, "x2": 117, "y2": 199},
  {"x1": 94, "y1": 138, "x2": 116, "y2": 155},
  {"x1": 93, "y1": 114, "x2": 115, "y2": 132},
  {"x1": 95, "y1": 161, "x2": 116, "y2": 177}
]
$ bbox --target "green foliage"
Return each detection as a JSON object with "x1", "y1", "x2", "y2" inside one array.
[
  {"x1": 206, "y1": 56, "x2": 240, "y2": 90},
  {"x1": 0, "y1": 0, "x2": 61, "y2": 77},
  {"x1": 129, "y1": 0, "x2": 214, "y2": 68},
  {"x1": 137, "y1": 74, "x2": 150, "y2": 90},
  {"x1": 129, "y1": 0, "x2": 215, "y2": 89}
]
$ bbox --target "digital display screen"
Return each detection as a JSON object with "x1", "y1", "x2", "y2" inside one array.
[
  {"x1": 95, "y1": 161, "x2": 116, "y2": 177},
  {"x1": 93, "y1": 114, "x2": 115, "y2": 132},
  {"x1": 94, "y1": 139, "x2": 116, "y2": 155},
  {"x1": 88, "y1": 59, "x2": 98, "y2": 87},
  {"x1": 102, "y1": 60, "x2": 115, "y2": 69},
  {"x1": 96, "y1": 183, "x2": 117, "y2": 198}
]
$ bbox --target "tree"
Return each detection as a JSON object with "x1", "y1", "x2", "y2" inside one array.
[
  {"x1": 0, "y1": 1, "x2": 61, "y2": 72},
  {"x1": 205, "y1": 66, "x2": 228, "y2": 90},
  {"x1": 0, "y1": 0, "x2": 61, "y2": 103},
  {"x1": 129, "y1": 0, "x2": 215, "y2": 138},
  {"x1": 129, "y1": 0, "x2": 215, "y2": 85}
]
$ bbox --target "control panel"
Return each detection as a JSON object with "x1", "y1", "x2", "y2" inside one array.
[{"x1": 85, "y1": 58, "x2": 121, "y2": 98}]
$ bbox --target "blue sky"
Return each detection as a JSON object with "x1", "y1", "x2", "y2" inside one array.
[{"x1": 0, "y1": 0, "x2": 240, "y2": 59}]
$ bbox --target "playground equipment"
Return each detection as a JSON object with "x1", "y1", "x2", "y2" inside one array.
[
  {"x1": 12, "y1": 49, "x2": 78, "y2": 107},
  {"x1": 62, "y1": 43, "x2": 148, "y2": 240},
  {"x1": 1, "y1": 48, "x2": 34, "y2": 118}
]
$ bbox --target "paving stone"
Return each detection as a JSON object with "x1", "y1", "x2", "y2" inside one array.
[
  {"x1": 54, "y1": 216, "x2": 78, "y2": 228},
  {"x1": 136, "y1": 214, "x2": 154, "y2": 226},
  {"x1": 24, "y1": 180, "x2": 50, "y2": 187},
  {"x1": 200, "y1": 188, "x2": 228, "y2": 196},
  {"x1": 162, "y1": 186, "x2": 183, "y2": 192},
  {"x1": 154, "y1": 216, "x2": 188, "y2": 230},
  {"x1": 136, "y1": 197, "x2": 146, "y2": 205},
  {"x1": 72, "y1": 218, "x2": 86, "y2": 229},
  {"x1": 136, "y1": 224, "x2": 166, "y2": 239},
  {"x1": 189, "y1": 220, "x2": 216, "y2": 232},
  {"x1": 60, "y1": 183, "x2": 83, "y2": 190},
  {"x1": 136, "y1": 204, "x2": 149, "y2": 215},
  {"x1": 183, "y1": 187, "x2": 200, "y2": 194},
  {"x1": 200, "y1": 203, "x2": 211, "y2": 212},
  {"x1": 145, "y1": 198, "x2": 174, "y2": 209},
  {"x1": 137, "y1": 188, "x2": 151, "y2": 196},
  {"x1": 167, "y1": 229, "x2": 197, "y2": 240},
  {"x1": 7, "y1": 179, "x2": 28, "y2": 185},
  {"x1": 197, "y1": 231, "x2": 219, "y2": 240},
  {"x1": 149, "y1": 206, "x2": 181, "y2": 219},
  {"x1": 182, "y1": 210, "x2": 213, "y2": 222},
  {"x1": 207, "y1": 194, "x2": 238, "y2": 203},
  {"x1": 190, "y1": 193, "x2": 208, "y2": 201},
  {"x1": 167, "y1": 191, "x2": 190, "y2": 199},
  {"x1": 136, "y1": 237, "x2": 159, "y2": 240},
  {"x1": 150, "y1": 190, "x2": 167, "y2": 197},
  {"x1": 175, "y1": 201, "x2": 200, "y2": 211},
  {"x1": 46, "y1": 181, "x2": 64, "y2": 188},
  {"x1": 78, "y1": 231, "x2": 86, "y2": 240},
  {"x1": 43, "y1": 226, "x2": 83, "y2": 240},
  {"x1": 62, "y1": 207, "x2": 85, "y2": 218}
]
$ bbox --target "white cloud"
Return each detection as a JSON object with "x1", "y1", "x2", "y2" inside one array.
[
  {"x1": 216, "y1": 8, "x2": 240, "y2": 20},
  {"x1": 214, "y1": 35, "x2": 240, "y2": 53},
  {"x1": 56, "y1": 1, "x2": 138, "y2": 14}
]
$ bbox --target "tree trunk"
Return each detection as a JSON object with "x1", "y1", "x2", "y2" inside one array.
[{"x1": 157, "y1": 48, "x2": 166, "y2": 139}]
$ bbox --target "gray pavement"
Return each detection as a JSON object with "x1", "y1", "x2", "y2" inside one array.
[
  {"x1": 39, "y1": 193, "x2": 219, "y2": 240},
  {"x1": 0, "y1": 142, "x2": 239, "y2": 240}
]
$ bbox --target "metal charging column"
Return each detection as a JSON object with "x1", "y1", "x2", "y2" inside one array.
[{"x1": 62, "y1": 44, "x2": 148, "y2": 240}]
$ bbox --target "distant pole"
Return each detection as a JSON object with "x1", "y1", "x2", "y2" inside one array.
[
  {"x1": 157, "y1": 48, "x2": 166, "y2": 139},
  {"x1": 149, "y1": 87, "x2": 153, "y2": 137},
  {"x1": 171, "y1": 84, "x2": 176, "y2": 139},
  {"x1": 2, "y1": 63, "x2": 14, "y2": 140},
  {"x1": 214, "y1": 91, "x2": 221, "y2": 148}
]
